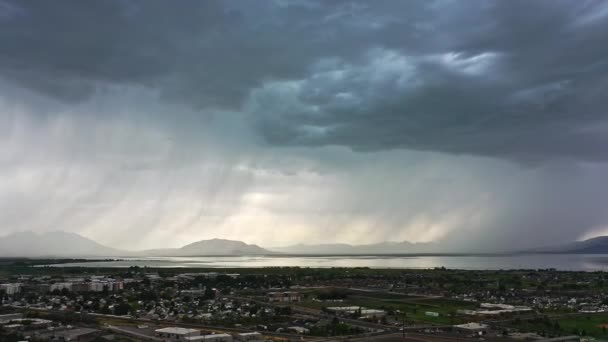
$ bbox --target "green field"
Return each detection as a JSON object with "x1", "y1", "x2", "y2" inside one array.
[
  {"x1": 509, "y1": 313, "x2": 608, "y2": 339},
  {"x1": 296, "y1": 290, "x2": 476, "y2": 325}
]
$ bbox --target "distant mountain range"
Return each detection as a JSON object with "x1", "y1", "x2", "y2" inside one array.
[
  {"x1": 525, "y1": 236, "x2": 608, "y2": 254},
  {"x1": 1, "y1": 231, "x2": 608, "y2": 257},
  {"x1": 137, "y1": 239, "x2": 270, "y2": 257},
  {"x1": 0, "y1": 231, "x2": 271, "y2": 257},
  {"x1": 0, "y1": 231, "x2": 122, "y2": 257}
]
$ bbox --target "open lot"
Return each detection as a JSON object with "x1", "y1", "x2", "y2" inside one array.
[
  {"x1": 297, "y1": 289, "x2": 476, "y2": 325},
  {"x1": 506, "y1": 312, "x2": 608, "y2": 339}
]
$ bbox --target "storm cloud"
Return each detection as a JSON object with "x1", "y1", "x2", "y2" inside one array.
[{"x1": 1, "y1": 0, "x2": 608, "y2": 250}]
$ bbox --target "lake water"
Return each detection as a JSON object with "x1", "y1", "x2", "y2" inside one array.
[{"x1": 45, "y1": 254, "x2": 608, "y2": 271}]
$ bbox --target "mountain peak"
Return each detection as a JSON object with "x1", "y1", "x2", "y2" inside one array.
[{"x1": 178, "y1": 238, "x2": 269, "y2": 256}]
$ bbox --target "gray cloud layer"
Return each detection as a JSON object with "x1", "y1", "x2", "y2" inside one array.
[
  {"x1": 1, "y1": 0, "x2": 608, "y2": 250},
  {"x1": 2, "y1": 0, "x2": 608, "y2": 160}
]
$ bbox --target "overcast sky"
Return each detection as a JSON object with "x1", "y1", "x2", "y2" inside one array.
[{"x1": 1, "y1": 0, "x2": 608, "y2": 251}]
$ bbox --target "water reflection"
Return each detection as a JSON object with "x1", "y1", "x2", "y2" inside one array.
[{"x1": 44, "y1": 254, "x2": 608, "y2": 271}]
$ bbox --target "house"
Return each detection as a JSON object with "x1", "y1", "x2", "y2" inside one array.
[{"x1": 154, "y1": 327, "x2": 200, "y2": 341}]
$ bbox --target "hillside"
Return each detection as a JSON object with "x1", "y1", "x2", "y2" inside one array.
[
  {"x1": 529, "y1": 236, "x2": 608, "y2": 254},
  {"x1": 0, "y1": 231, "x2": 123, "y2": 257},
  {"x1": 139, "y1": 238, "x2": 272, "y2": 256},
  {"x1": 0, "y1": 232, "x2": 271, "y2": 257}
]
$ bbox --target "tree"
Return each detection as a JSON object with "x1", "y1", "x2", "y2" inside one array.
[{"x1": 114, "y1": 302, "x2": 133, "y2": 316}]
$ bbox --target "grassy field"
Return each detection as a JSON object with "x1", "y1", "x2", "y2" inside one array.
[
  {"x1": 508, "y1": 313, "x2": 608, "y2": 339},
  {"x1": 297, "y1": 291, "x2": 476, "y2": 325},
  {"x1": 556, "y1": 314, "x2": 608, "y2": 338}
]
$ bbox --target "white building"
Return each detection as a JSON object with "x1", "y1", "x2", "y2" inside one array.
[
  {"x1": 287, "y1": 326, "x2": 309, "y2": 334},
  {"x1": 185, "y1": 334, "x2": 233, "y2": 342},
  {"x1": 90, "y1": 282, "x2": 106, "y2": 292},
  {"x1": 361, "y1": 309, "x2": 386, "y2": 318},
  {"x1": 50, "y1": 283, "x2": 72, "y2": 292},
  {"x1": 0, "y1": 283, "x2": 22, "y2": 295},
  {"x1": 453, "y1": 322, "x2": 489, "y2": 334},
  {"x1": 235, "y1": 332, "x2": 262, "y2": 341},
  {"x1": 326, "y1": 306, "x2": 361, "y2": 313},
  {"x1": 155, "y1": 327, "x2": 200, "y2": 341}
]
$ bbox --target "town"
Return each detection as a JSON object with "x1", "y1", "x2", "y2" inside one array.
[{"x1": 1, "y1": 260, "x2": 608, "y2": 341}]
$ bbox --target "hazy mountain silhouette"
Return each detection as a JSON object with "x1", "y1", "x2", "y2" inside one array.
[
  {"x1": 0, "y1": 231, "x2": 123, "y2": 257},
  {"x1": 3, "y1": 231, "x2": 608, "y2": 257},
  {"x1": 526, "y1": 236, "x2": 608, "y2": 254},
  {"x1": 139, "y1": 238, "x2": 271, "y2": 256},
  {"x1": 0, "y1": 232, "x2": 271, "y2": 257}
]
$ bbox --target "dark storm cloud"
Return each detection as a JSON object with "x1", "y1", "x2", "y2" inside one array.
[{"x1": 1, "y1": 0, "x2": 608, "y2": 161}]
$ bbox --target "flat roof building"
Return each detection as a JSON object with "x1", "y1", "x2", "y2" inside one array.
[
  {"x1": 234, "y1": 332, "x2": 262, "y2": 341},
  {"x1": 49, "y1": 328, "x2": 100, "y2": 341},
  {"x1": 155, "y1": 327, "x2": 200, "y2": 341},
  {"x1": 453, "y1": 322, "x2": 489, "y2": 334},
  {"x1": 185, "y1": 333, "x2": 233, "y2": 342}
]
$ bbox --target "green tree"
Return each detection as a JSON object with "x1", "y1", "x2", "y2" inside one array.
[{"x1": 114, "y1": 302, "x2": 133, "y2": 316}]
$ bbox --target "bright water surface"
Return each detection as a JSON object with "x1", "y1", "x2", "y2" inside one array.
[{"x1": 46, "y1": 254, "x2": 608, "y2": 271}]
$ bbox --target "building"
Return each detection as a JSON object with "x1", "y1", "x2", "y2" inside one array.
[
  {"x1": 185, "y1": 334, "x2": 233, "y2": 342},
  {"x1": 155, "y1": 327, "x2": 200, "y2": 341},
  {"x1": 89, "y1": 282, "x2": 107, "y2": 292},
  {"x1": 111, "y1": 281, "x2": 124, "y2": 291},
  {"x1": 453, "y1": 322, "x2": 489, "y2": 335},
  {"x1": 235, "y1": 332, "x2": 262, "y2": 341},
  {"x1": 360, "y1": 309, "x2": 386, "y2": 319},
  {"x1": 45, "y1": 327, "x2": 100, "y2": 341},
  {"x1": 326, "y1": 306, "x2": 360, "y2": 313},
  {"x1": 457, "y1": 303, "x2": 533, "y2": 317},
  {"x1": 72, "y1": 283, "x2": 91, "y2": 293},
  {"x1": 286, "y1": 326, "x2": 309, "y2": 334},
  {"x1": 537, "y1": 336, "x2": 580, "y2": 342},
  {"x1": 0, "y1": 283, "x2": 22, "y2": 295},
  {"x1": 50, "y1": 282, "x2": 73, "y2": 292},
  {"x1": 36, "y1": 283, "x2": 51, "y2": 293},
  {"x1": 267, "y1": 291, "x2": 302, "y2": 303}
]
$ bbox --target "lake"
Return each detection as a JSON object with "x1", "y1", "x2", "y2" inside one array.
[{"x1": 44, "y1": 254, "x2": 608, "y2": 271}]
